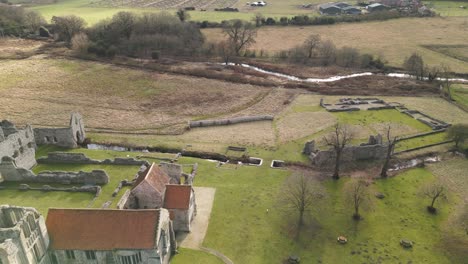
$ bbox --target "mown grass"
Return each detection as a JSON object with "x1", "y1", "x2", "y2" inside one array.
[
  {"x1": 452, "y1": 84, "x2": 468, "y2": 111},
  {"x1": 191, "y1": 151, "x2": 463, "y2": 263},
  {"x1": 171, "y1": 248, "x2": 223, "y2": 264},
  {"x1": 424, "y1": 0, "x2": 468, "y2": 16},
  {"x1": 1, "y1": 146, "x2": 141, "y2": 215},
  {"x1": 395, "y1": 132, "x2": 449, "y2": 152}
]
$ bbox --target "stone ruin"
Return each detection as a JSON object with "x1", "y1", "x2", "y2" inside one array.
[
  {"x1": 304, "y1": 134, "x2": 388, "y2": 166},
  {"x1": 320, "y1": 98, "x2": 395, "y2": 112},
  {"x1": 34, "y1": 113, "x2": 86, "y2": 148},
  {"x1": 0, "y1": 120, "x2": 36, "y2": 170}
]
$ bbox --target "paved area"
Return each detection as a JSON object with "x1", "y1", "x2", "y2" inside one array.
[{"x1": 177, "y1": 187, "x2": 216, "y2": 249}]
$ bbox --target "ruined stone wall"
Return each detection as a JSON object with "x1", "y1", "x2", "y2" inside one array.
[
  {"x1": 0, "y1": 122, "x2": 36, "y2": 170},
  {"x1": 0, "y1": 205, "x2": 50, "y2": 264},
  {"x1": 160, "y1": 162, "x2": 183, "y2": 184},
  {"x1": 311, "y1": 144, "x2": 388, "y2": 166},
  {"x1": 37, "y1": 152, "x2": 149, "y2": 166},
  {"x1": 0, "y1": 157, "x2": 109, "y2": 184},
  {"x1": 169, "y1": 193, "x2": 196, "y2": 232},
  {"x1": 189, "y1": 115, "x2": 274, "y2": 128},
  {"x1": 34, "y1": 113, "x2": 86, "y2": 148}
]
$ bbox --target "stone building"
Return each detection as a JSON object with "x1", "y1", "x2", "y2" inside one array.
[
  {"x1": 0, "y1": 120, "x2": 36, "y2": 171},
  {"x1": 305, "y1": 134, "x2": 388, "y2": 166},
  {"x1": 34, "y1": 113, "x2": 86, "y2": 148},
  {"x1": 125, "y1": 163, "x2": 170, "y2": 209},
  {"x1": 0, "y1": 205, "x2": 50, "y2": 264},
  {"x1": 163, "y1": 185, "x2": 197, "y2": 232},
  {"x1": 46, "y1": 208, "x2": 176, "y2": 264}
]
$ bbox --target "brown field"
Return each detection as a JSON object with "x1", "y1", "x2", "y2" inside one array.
[
  {"x1": 203, "y1": 17, "x2": 468, "y2": 73},
  {"x1": 275, "y1": 111, "x2": 336, "y2": 142},
  {"x1": 0, "y1": 56, "x2": 280, "y2": 132}
]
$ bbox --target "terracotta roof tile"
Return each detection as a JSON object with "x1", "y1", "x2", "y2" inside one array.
[
  {"x1": 46, "y1": 209, "x2": 160, "y2": 250},
  {"x1": 133, "y1": 163, "x2": 170, "y2": 194},
  {"x1": 164, "y1": 185, "x2": 192, "y2": 210}
]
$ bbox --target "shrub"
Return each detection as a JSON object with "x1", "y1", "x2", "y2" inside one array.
[
  {"x1": 71, "y1": 32, "x2": 90, "y2": 54},
  {"x1": 151, "y1": 51, "x2": 160, "y2": 60}
]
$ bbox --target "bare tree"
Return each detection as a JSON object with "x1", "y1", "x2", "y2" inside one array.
[
  {"x1": 403, "y1": 53, "x2": 424, "y2": 80},
  {"x1": 318, "y1": 39, "x2": 337, "y2": 66},
  {"x1": 446, "y1": 124, "x2": 468, "y2": 149},
  {"x1": 176, "y1": 8, "x2": 190, "y2": 22},
  {"x1": 421, "y1": 182, "x2": 447, "y2": 214},
  {"x1": 380, "y1": 125, "x2": 398, "y2": 178},
  {"x1": 111, "y1": 11, "x2": 135, "y2": 39},
  {"x1": 51, "y1": 15, "x2": 87, "y2": 43},
  {"x1": 253, "y1": 13, "x2": 264, "y2": 27},
  {"x1": 323, "y1": 124, "x2": 353, "y2": 180},
  {"x1": 217, "y1": 40, "x2": 235, "y2": 64},
  {"x1": 440, "y1": 65, "x2": 453, "y2": 100},
  {"x1": 23, "y1": 11, "x2": 46, "y2": 33},
  {"x1": 303, "y1": 34, "x2": 321, "y2": 58},
  {"x1": 345, "y1": 178, "x2": 371, "y2": 220},
  {"x1": 223, "y1": 19, "x2": 257, "y2": 56},
  {"x1": 279, "y1": 174, "x2": 324, "y2": 239}
]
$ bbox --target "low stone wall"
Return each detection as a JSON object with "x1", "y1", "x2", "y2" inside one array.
[
  {"x1": 189, "y1": 115, "x2": 274, "y2": 128},
  {"x1": 37, "y1": 152, "x2": 149, "y2": 166},
  {"x1": 18, "y1": 184, "x2": 101, "y2": 197},
  {"x1": 0, "y1": 156, "x2": 109, "y2": 184}
]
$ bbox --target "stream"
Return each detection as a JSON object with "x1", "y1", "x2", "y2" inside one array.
[
  {"x1": 224, "y1": 63, "x2": 468, "y2": 83},
  {"x1": 388, "y1": 156, "x2": 441, "y2": 172}
]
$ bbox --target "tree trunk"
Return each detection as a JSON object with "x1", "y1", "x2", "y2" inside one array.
[
  {"x1": 296, "y1": 210, "x2": 304, "y2": 240},
  {"x1": 333, "y1": 151, "x2": 341, "y2": 180},
  {"x1": 380, "y1": 142, "x2": 393, "y2": 178},
  {"x1": 431, "y1": 196, "x2": 437, "y2": 208}
]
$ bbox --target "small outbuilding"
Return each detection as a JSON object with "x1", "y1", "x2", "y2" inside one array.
[
  {"x1": 319, "y1": 3, "x2": 343, "y2": 14},
  {"x1": 367, "y1": 3, "x2": 389, "y2": 12},
  {"x1": 342, "y1": 6, "x2": 362, "y2": 14},
  {"x1": 164, "y1": 184, "x2": 197, "y2": 232}
]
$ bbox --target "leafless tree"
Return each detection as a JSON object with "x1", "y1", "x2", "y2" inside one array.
[
  {"x1": 425, "y1": 65, "x2": 440, "y2": 82},
  {"x1": 323, "y1": 124, "x2": 354, "y2": 180},
  {"x1": 421, "y1": 182, "x2": 447, "y2": 214},
  {"x1": 380, "y1": 125, "x2": 398, "y2": 178},
  {"x1": 279, "y1": 174, "x2": 324, "y2": 239},
  {"x1": 344, "y1": 178, "x2": 371, "y2": 220},
  {"x1": 345, "y1": 178, "x2": 370, "y2": 220},
  {"x1": 303, "y1": 34, "x2": 321, "y2": 58},
  {"x1": 217, "y1": 40, "x2": 235, "y2": 64},
  {"x1": 318, "y1": 40, "x2": 337, "y2": 66},
  {"x1": 52, "y1": 15, "x2": 87, "y2": 43},
  {"x1": 223, "y1": 19, "x2": 257, "y2": 56},
  {"x1": 440, "y1": 65, "x2": 453, "y2": 100},
  {"x1": 446, "y1": 124, "x2": 468, "y2": 149},
  {"x1": 253, "y1": 13, "x2": 264, "y2": 27},
  {"x1": 403, "y1": 53, "x2": 424, "y2": 80}
]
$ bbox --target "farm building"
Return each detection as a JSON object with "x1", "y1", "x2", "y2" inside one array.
[
  {"x1": 125, "y1": 163, "x2": 171, "y2": 209},
  {"x1": 342, "y1": 6, "x2": 362, "y2": 14},
  {"x1": 319, "y1": 3, "x2": 344, "y2": 14},
  {"x1": 46, "y1": 208, "x2": 176, "y2": 264},
  {"x1": 164, "y1": 185, "x2": 197, "y2": 232},
  {"x1": 367, "y1": 3, "x2": 389, "y2": 11}
]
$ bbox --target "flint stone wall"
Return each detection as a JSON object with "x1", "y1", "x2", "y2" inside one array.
[
  {"x1": 189, "y1": 115, "x2": 274, "y2": 128},
  {"x1": 34, "y1": 113, "x2": 86, "y2": 148},
  {"x1": 0, "y1": 157, "x2": 109, "y2": 184},
  {"x1": 0, "y1": 121, "x2": 36, "y2": 170},
  {"x1": 37, "y1": 152, "x2": 149, "y2": 166},
  {"x1": 311, "y1": 144, "x2": 388, "y2": 166}
]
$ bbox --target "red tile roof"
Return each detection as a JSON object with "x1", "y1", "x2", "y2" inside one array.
[
  {"x1": 133, "y1": 163, "x2": 170, "y2": 194},
  {"x1": 164, "y1": 185, "x2": 192, "y2": 210},
  {"x1": 46, "y1": 209, "x2": 160, "y2": 250}
]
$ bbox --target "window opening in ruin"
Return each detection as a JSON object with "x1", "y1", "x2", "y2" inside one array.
[
  {"x1": 25, "y1": 131, "x2": 29, "y2": 138},
  {"x1": 19, "y1": 147, "x2": 24, "y2": 154},
  {"x1": 65, "y1": 250, "x2": 75, "y2": 260},
  {"x1": 33, "y1": 243, "x2": 41, "y2": 261},
  {"x1": 53, "y1": 137, "x2": 58, "y2": 143},
  {"x1": 44, "y1": 136, "x2": 50, "y2": 143},
  {"x1": 51, "y1": 253, "x2": 58, "y2": 264},
  {"x1": 18, "y1": 138, "x2": 22, "y2": 146},
  {"x1": 76, "y1": 131, "x2": 81, "y2": 142},
  {"x1": 85, "y1": 250, "x2": 96, "y2": 260}
]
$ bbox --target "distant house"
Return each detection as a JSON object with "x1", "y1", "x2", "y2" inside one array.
[
  {"x1": 0, "y1": 205, "x2": 50, "y2": 264},
  {"x1": 342, "y1": 6, "x2": 362, "y2": 14},
  {"x1": 367, "y1": 3, "x2": 389, "y2": 11},
  {"x1": 164, "y1": 185, "x2": 197, "y2": 232},
  {"x1": 334, "y1": 2, "x2": 351, "y2": 8},
  {"x1": 319, "y1": 3, "x2": 343, "y2": 14},
  {"x1": 126, "y1": 163, "x2": 170, "y2": 209},
  {"x1": 46, "y1": 208, "x2": 176, "y2": 264}
]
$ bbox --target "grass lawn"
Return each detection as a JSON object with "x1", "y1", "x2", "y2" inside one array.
[
  {"x1": 424, "y1": 0, "x2": 468, "y2": 16},
  {"x1": 171, "y1": 248, "x2": 223, "y2": 264},
  {"x1": 190, "y1": 148, "x2": 464, "y2": 263},
  {"x1": 395, "y1": 132, "x2": 449, "y2": 152},
  {"x1": 0, "y1": 146, "x2": 141, "y2": 215},
  {"x1": 451, "y1": 84, "x2": 468, "y2": 112}
]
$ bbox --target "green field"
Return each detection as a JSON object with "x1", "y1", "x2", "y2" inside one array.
[
  {"x1": 19, "y1": 0, "x2": 468, "y2": 26},
  {"x1": 171, "y1": 248, "x2": 223, "y2": 264},
  {"x1": 452, "y1": 84, "x2": 468, "y2": 111}
]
